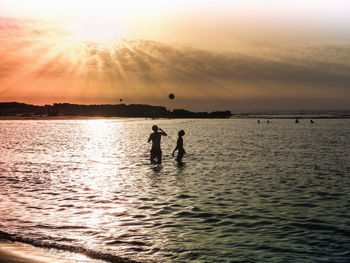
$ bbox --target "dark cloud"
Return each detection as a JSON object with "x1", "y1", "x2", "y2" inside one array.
[{"x1": 92, "y1": 40, "x2": 350, "y2": 90}]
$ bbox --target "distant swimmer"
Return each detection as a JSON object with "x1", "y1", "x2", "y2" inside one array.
[
  {"x1": 295, "y1": 118, "x2": 299, "y2": 123},
  {"x1": 172, "y1": 130, "x2": 185, "y2": 164},
  {"x1": 257, "y1": 120, "x2": 260, "y2": 124},
  {"x1": 311, "y1": 119, "x2": 314, "y2": 124},
  {"x1": 148, "y1": 125, "x2": 167, "y2": 164}
]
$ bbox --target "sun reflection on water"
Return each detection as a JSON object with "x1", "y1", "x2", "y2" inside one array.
[{"x1": 1, "y1": 119, "x2": 350, "y2": 262}]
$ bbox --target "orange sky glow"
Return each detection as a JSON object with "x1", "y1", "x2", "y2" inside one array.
[{"x1": 0, "y1": 0, "x2": 349, "y2": 110}]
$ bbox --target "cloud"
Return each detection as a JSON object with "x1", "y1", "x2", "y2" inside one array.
[{"x1": 0, "y1": 17, "x2": 349, "y2": 109}]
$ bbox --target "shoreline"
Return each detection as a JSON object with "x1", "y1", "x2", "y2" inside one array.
[
  {"x1": 0, "y1": 114, "x2": 350, "y2": 120},
  {"x1": 0, "y1": 240, "x2": 73, "y2": 263},
  {"x1": 0, "y1": 115, "x2": 124, "y2": 120},
  {"x1": 0, "y1": 239, "x2": 124, "y2": 263},
  {"x1": 231, "y1": 114, "x2": 350, "y2": 119},
  {"x1": 0, "y1": 237, "x2": 139, "y2": 263}
]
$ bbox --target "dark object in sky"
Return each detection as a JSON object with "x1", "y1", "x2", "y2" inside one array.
[
  {"x1": 169, "y1": 93, "x2": 175, "y2": 100},
  {"x1": 120, "y1": 98, "x2": 123, "y2": 102}
]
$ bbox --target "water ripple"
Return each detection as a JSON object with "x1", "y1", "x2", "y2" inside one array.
[{"x1": 1, "y1": 119, "x2": 350, "y2": 262}]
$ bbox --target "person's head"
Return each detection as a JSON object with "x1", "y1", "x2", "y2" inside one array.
[
  {"x1": 178, "y1": 130, "x2": 185, "y2": 137},
  {"x1": 152, "y1": 125, "x2": 158, "y2": 132}
]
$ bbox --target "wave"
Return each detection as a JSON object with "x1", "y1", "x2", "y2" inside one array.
[{"x1": 0, "y1": 230, "x2": 141, "y2": 263}]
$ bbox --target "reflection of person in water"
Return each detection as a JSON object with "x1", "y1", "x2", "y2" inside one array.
[
  {"x1": 148, "y1": 125, "x2": 167, "y2": 164},
  {"x1": 172, "y1": 130, "x2": 185, "y2": 164}
]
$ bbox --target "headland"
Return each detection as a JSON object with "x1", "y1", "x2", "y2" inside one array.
[{"x1": 0, "y1": 102, "x2": 231, "y2": 119}]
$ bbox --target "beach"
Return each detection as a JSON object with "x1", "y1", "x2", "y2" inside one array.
[
  {"x1": 0, "y1": 240, "x2": 112, "y2": 263},
  {"x1": 0, "y1": 240, "x2": 64, "y2": 263},
  {"x1": 1, "y1": 1, "x2": 349, "y2": 261}
]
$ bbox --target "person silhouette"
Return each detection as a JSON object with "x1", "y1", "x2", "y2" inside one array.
[
  {"x1": 172, "y1": 130, "x2": 185, "y2": 164},
  {"x1": 148, "y1": 125, "x2": 167, "y2": 164}
]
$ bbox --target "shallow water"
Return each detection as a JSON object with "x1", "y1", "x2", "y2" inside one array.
[{"x1": 1, "y1": 118, "x2": 350, "y2": 262}]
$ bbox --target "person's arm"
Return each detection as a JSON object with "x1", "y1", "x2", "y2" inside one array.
[
  {"x1": 172, "y1": 137, "x2": 180, "y2": 156},
  {"x1": 159, "y1": 128, "x2": 167, "y2": 136},
  {"x1": 148, "y1": 134, "x2": 152, "y2": 143},
  {"x1": 172, "y1": 145, "x2": 178, "y2": 156}
]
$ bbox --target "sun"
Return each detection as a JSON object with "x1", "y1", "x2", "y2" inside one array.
[{"x1": 66, "y1": 17, "x2": 127, "y2": 41}]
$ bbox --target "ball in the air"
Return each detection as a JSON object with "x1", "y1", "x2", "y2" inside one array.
[{"x1": 169, "y1": 93, "x2": 175, "y2": 100}]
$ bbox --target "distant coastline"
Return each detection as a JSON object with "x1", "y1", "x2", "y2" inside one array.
[
  {"x1": 1, "y1": 102, "x2": 349, "y2": 120},
  {"x1": 0, "y1": 102, "x2": 231, "y2": 119},
  {"x1": 230, "y1": 109, "x2": 350, "y2": 119}
]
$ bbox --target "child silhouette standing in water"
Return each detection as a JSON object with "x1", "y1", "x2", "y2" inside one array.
[
  {"x1": 172, "y1": 130, "x2": 185, "y2": 164},
  {"x1": 148, "y1": 125, "x2": 167, "y2": 164}
]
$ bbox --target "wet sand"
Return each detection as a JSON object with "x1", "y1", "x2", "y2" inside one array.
[
  {"x1": 0, "y1": 240, "x2": 105, "y2": 263},
  {"x1": 0, "y1": 241, "x2": 61, "y2": 263}
]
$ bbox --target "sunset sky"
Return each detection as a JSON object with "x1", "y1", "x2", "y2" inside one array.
[{"x1": 0, "y1": 0, "x2": 349, "y2": 110}]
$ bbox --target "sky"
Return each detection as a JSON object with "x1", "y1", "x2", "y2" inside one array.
[{"x1": 0, "y1": 0, "x2": 349, "y2": 110}]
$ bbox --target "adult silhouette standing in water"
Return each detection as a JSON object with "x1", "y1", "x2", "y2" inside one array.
[
  {"x1": 148, "y1": 125, "x2": 167, "y2": 164},
  {"x1": 172, "y1": 130, "x2": 185, "y2": 164}
]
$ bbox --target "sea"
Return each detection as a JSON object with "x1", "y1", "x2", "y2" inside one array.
[{"x1": 1, "y1": 117, "x2": 350, "y2": 262}]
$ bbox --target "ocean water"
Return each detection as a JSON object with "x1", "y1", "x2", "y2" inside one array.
[{"x1": 0, "y1": 118, "x2": 350, "y2": 263}]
